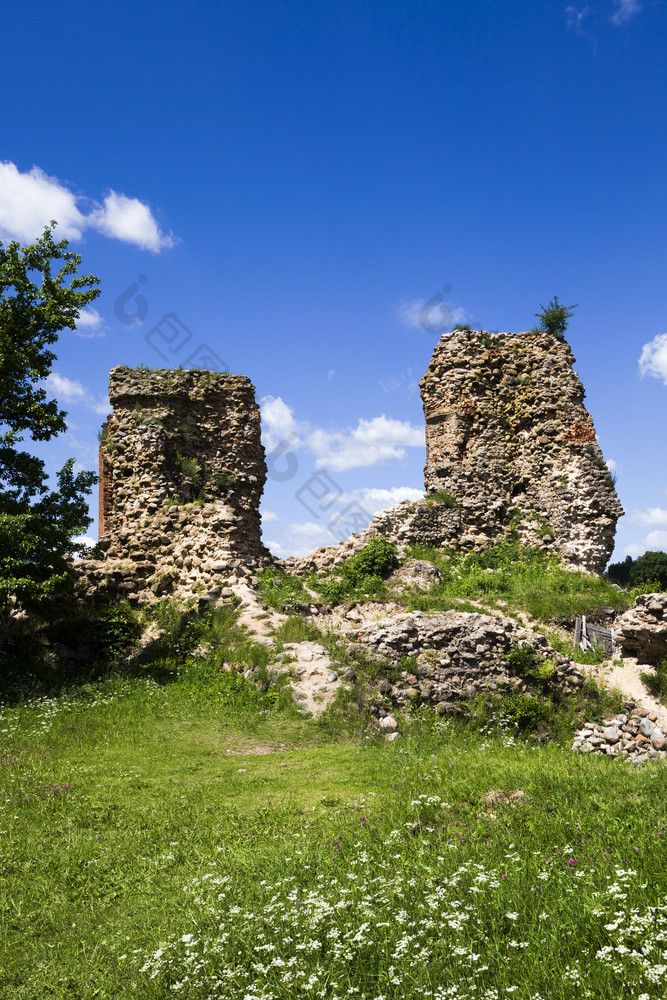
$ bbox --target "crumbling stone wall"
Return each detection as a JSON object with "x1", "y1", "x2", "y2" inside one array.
[
  {"x1": 77, "y1": 367, "x2": 268, "y2": 605},
  {"x1": 286, "y1": 329, "x2": 622, "y2": 576},
  {"x1": 351, "y1": 609, "x2": 584, "y2": 708},
  {"x1": 420, "y1": 329, "x2": 622, "y2": 573}
]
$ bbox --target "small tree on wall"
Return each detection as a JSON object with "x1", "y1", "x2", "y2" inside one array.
[{"x1": 534, "y1": 296, "x2": 578, "y2": 341}]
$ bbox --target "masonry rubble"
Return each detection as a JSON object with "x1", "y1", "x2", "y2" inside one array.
[
  {"x1": 615, "y1": 593, "x2": 667, "y2": 664},
  {"x1": 345, "y1": 610, "x2": 583, "y2": 718},
  {"x1": 286, "y1": 329, "x2": 622, "y2": 576},
  {"x1": 76, "y1": 366, "x2": 269, "y2": 605},
  {"x1": 572, "y1": 707, "x2": 667, "y2": 764}
]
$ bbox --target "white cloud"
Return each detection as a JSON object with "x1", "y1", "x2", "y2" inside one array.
[
  {"x1": 638, "y1": 333, "x2": 667, "y2": 385},
  {"x1": 379, "y1": 367, "x2": 420, "y2": 396},
  {"x1": 0, "y1": 163, "x2": 87, "y2": 243},
  {"x1": 75, "y1": 307, "x2": 107, "y2": 339},
  {"x1": 330, "y1": 486, "x2": 424, "y2": 516},
  {"x1": 308, "y1": 415, "x2": 424, "y2": 472},
  {"x1": 622, "y1": 543, "x2": 644, "y2": 558},
  {"x1": 630, "y1": 507, "x2": 667, "y2": 529},
  {"x1": 266, "y1": 521, "x2": 337, "y2": 557},
  {"x1": 611, "y1": 0, "x2": 642, "y2": 25},
  {"x1": 260, "y1": 397, "x2": 424, "y2": 472},
  {"x1": 0, "y1": 161, "x2": 174, "y2": 251},
  {"x1": 46, "y1": 372, "x2": 109, "y2": 415},
  {"x1": 70, "y1": 535, "x2": 98, "y2": 558},
  {"x1": 606, "y1": 458, "x2": 617, "y2": 472},
  {"x1": 264, "y1": 538, "x2": 288, "y2": 558},
  {"x1": 90, "y1": 191, "x2": 174, "y2": 251},
  {"x1": 644, "y1": 530, "x2": 667, "y2": 550},
  {"x1": 260, "y1": 395, "x2": 309, "y2": 452},
  {"x1": 260, "y1": 509, "x2": 280, "y2": 523},
  {"x1": 398, "y1": 298, "x2": 428, "y2": 329},
  {"x1": 283, "y1": 520, "x2": 338, "y2": 555}
]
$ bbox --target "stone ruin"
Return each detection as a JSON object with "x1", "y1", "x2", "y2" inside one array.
[
  {"x1": 77, "y1": 366, "x2": 267, "y2": 605},
  {"x1": 290, "y1": 328, "x2": 622, "y2": 576},
  {"x1": 77, "y1": 329, "x2": 622, "y2": 606}
]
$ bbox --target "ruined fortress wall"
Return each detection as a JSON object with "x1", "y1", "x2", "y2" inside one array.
[
  {"x1": 419, "y1": 329, "x2": 623, "y2": 573},
  {"x1": 78, "y1": 367, "x2": 268, "y2": 605},
  {"x1": 287, "y1": 329, "x2": 622, "y2": 576}
]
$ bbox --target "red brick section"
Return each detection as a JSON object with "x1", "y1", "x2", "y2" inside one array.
[{"x1": 98, "y1": 420, "x2": 113, "y2": 537}]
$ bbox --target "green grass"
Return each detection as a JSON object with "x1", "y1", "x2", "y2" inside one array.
[
  {"x1": 640, "y1": 658, "x2": 667, "y2": 704},
  {"x1": 0, "y1": 548, "x2": 662, "y2": 998},
  {"x1": 257, "y1": 566, "x2": 313, "y2": 613},
  {"x1": 396, "y1": 543, "x2": 636, "y2": 622},
  {"x1": 1, "y1": 658, "x2": 667, "y2": 999}
]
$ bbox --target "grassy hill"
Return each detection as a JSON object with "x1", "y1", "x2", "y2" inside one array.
[{"x1": 1, "y1": 545, "x2": 666, "y2": 999}]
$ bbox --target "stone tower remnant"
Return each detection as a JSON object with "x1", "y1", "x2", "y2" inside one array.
[
  {"x1": 287, "y1": 328, "x2": 622, "y2": 577},
  {"x1": 418, "y1": 328, "x2": 622, "y2": 573},
  {"x1": 78, "y1": 367, "x2": 267, "y2": 604}
]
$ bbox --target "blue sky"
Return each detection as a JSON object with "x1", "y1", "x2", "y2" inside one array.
[{"x1": 2, "y1": 0, "x2": 666, "y2": 561}]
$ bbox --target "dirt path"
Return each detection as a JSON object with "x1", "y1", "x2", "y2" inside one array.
[
  {"x1": 229, "y1": 583, "x2": 346, "y2": 716},
  {"x1": 581, "y1": 655, "x2": 667, "y2": 730}
]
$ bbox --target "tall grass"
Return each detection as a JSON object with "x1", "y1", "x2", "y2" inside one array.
[
  {"x1": 1, "y1": 670, "x2": 666, "y2": 999},
  {"x1": 401, "y1": 543, "x2": 635, "y2": 621}
]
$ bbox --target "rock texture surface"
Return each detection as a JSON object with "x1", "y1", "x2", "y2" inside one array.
[
  {"x1": 347, "y1": 609, "x2": 584, "y2": 708},
  {"x1": 616, "y1": 593, "x2": 667, "y2": 664},
  {"x1": 77, "y1": 367, "x2": 268, "y2": 604},
  {"x1": 573, "y1": 707, "x2": 667, "y2": 764},
  {"x1": 269, "y1": 641, "x2": 344, "y2": 717},
  {"x1": 420, "y1": 329, "x2": 622, "y2": 573},
  {"x1": 286, "y1": 329, "x2": 622, "y2": 576}
]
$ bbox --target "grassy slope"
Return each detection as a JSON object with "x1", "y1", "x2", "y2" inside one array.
[
  {"x1": 2, "y1": 547, "x2": 665, "y2": 999},
  {"x1": 1, "y1": 666, "x2": 667, "y2": 1000}
]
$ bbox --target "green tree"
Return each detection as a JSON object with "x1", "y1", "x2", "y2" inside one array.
[
  {"x1": 606, "y1": 554, "x2": 633, "y2": 587},
  {"x1": 534, "y1": 296, "x2": 578, "y2": 341},
  {"x1": 629, "y1": 551, "x2": 667, "y2": 591},
  {"x1": 0, "y1": 224, "x2": 100, "y2": 618}
]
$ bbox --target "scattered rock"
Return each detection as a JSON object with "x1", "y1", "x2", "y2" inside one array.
[
  {"x1": 639, "y1": 717, "x2": 655, "y2": 738},
  {"x1": 573, "y1": 711, "x2": 667, "y2": 765},
  {"x1": 270, "y1": 641, "x2": 342, "y2": 717},
  {"x1": 351, "y1": 609, "x2": 581, "y2": 707},
  {"x1": 387, "y1": 559, "x2": 442, "y2": 592}
]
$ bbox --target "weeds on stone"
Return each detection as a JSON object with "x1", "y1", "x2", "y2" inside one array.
[{"x1": 257, "y1": 566, "x2": 311, "y2": 612}]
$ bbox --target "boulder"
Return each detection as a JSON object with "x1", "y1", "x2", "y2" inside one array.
[{"x1": 616, "y1": 593, "x2": 667, "y2": 664}]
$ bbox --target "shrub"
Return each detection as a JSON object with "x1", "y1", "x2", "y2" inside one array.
[
  {"x1": 534, "y1": 296, "x2": 578, "y2": 341},
  {"x1": 503, "y1": 690, "x2": 552, "y2": 731},
  {"x1": 507, "y1": 643, "x2": 555, "y2": 685},
  {"x1": 422, "y1": 490, "x2": 458, "y2": 509},
  {"x1": 257, "y1": 566, "x2": 310, "y2": 612},
  {"x1": 348, "y1": 536, "x2": 400, "y2": 579},
  {"x1": 92, "y1": 603, "x2": 141, "y2": 660},
  {"x1": 316, "y1": 537, "x2": 399, "y2": 603}
]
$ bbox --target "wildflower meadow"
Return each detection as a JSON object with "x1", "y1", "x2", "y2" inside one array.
[{"x1": 1, "y1": 661, "x2": 666, "y2": 999}]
